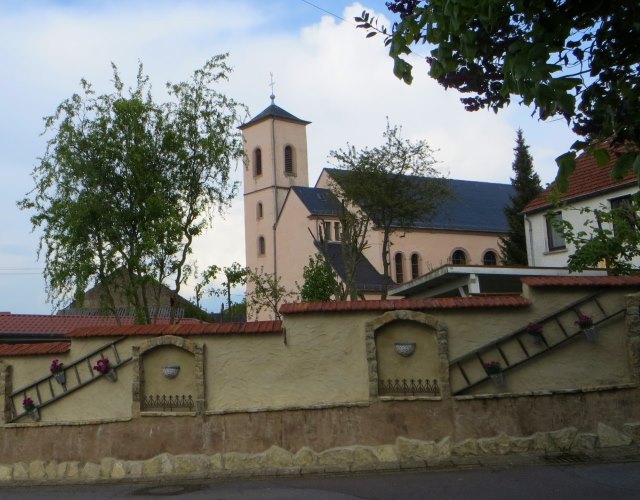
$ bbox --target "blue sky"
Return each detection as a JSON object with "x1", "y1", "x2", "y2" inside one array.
[{"x1": 0, "y1": 1, "x2": 578, "y2": 315}]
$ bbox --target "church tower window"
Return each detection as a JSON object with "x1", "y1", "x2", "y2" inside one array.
[
  {"x1": 258, "y1": 236, "x2": 266, "y2": 256},
  {"x1": 254, "y1": 148, "x2": 262, "y2": 177},
  {"x1": 284, "y1": 145, "x2": 294, "y2": 175}
]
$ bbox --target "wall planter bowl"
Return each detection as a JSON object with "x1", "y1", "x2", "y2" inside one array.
[
  {"x1": 489, "y1": 372, "x2": 505, "y2": 387},
  {"x1": 102, "y1": 369, "x2": 117, "y2": 382},
  {"x1": 394, "y1": 342, "x2": 416, "y2": 357},
  {"x1": 27, "y1": 408, "x2": 40, "y2": 421},
  {"x1": 162, "y1": 365, "x2": 181, "y2": 379},
  {"x1": 583, "y1": 326, "x2": 598, "y2": 342},
  {"x1": 53, "y1": 371, "x2": 66, "y2": 385}
]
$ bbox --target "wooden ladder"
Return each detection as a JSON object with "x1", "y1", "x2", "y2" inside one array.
[
  {"x1": 9, "y1": 337, "x2": 131, "y2": 422},
  {"x1": 449, "y1": 292, "x2": 625, "y2": 395}
]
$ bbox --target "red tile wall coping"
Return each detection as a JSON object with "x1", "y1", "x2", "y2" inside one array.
[
  {"x1": 0, "y1": 313, "x2": 203, "y2": 335},
  {"x1": 0, "y1": 342, "x2": 71, "y2": 356},
  {"x1": 279, "y1": 296, "x2": 531, "y2": 315},
  {"x1": 522, "y1": 275, "x2": 640, "y2": 287},
  {"x1": 65, "y1": 321, "x2": 283, "y2": 338}
]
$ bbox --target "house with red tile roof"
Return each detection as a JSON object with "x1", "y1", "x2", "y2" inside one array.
[
  {"x1": 0, "y1": 311, "x2": 203, "y2": 355},
  {"x1": 523, "y1": 149, "x2": 638, "y2": 268}
]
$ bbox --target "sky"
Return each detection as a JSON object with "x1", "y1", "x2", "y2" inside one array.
[{"x1": 0, "y1": 0, "x2": 579, "y2": 316}]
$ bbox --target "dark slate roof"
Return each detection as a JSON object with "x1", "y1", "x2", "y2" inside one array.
[
  {"x1": 320, "y1": 242, "x2": 394, "y2": 292},
  {"x1": 424, "y1": 178, "x2": 513, "y2": 232},
  {"x1": 325, "y1": 168, "x2": 514, "y2": 233},
  {"x1": 292, "y1": 186, "x2": 341, "y2": 216},
  {"x1": 239, "y1": 103, "x2": 311, "y2": 130}
]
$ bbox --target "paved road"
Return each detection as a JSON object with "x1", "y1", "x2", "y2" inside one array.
[{"x1": 2, "y1": 462, "x2": 640, "y2": 499}]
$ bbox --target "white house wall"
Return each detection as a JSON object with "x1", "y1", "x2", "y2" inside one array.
[{"x1": 525, "y1": 186, "x2": 639, "y2": 268}]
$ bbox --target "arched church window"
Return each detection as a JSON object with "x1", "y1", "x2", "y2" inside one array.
[
  {"x1": 451, "y1": 249, "x2": 467, "y2": 265},
  {"x1": 411, "y1": 253, "x2": 420, "y2": 279},
  {"x1": 284, "y1": 145, "x2": 294, "y2": 175},
  {"x1": 258, "y1": 236, "x2": 266, "y2": 256},
  {"x1": 395, "y1": 252, "x2": 404, "y2": 284},
  {"x1": 483, "y1": 250, "x2": 497, "y2": 266},
  {"x1": 254, "y1": 148, "x2": 262, "y2": 177},
  {"x1": 257, "y1": 202, "x2": 263, "y2": 219}
]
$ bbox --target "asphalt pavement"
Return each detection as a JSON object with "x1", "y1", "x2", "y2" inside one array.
[{"x1": 2, "y1": 460, "x2": 640, "y2": 499}]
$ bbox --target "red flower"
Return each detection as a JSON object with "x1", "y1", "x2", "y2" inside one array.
[{"x1": 93, "y1": 357, "x2": 110, "y2": 374}]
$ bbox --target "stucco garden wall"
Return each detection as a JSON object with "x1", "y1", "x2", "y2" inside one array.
[{"x1": 1, "y1": 287, "x2": 639, "y2": 480}]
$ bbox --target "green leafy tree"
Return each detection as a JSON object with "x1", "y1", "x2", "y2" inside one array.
[
  {"x1": 189, "y1": 264, "x2": 220, "y2": 311},
  {"x1": 329, "y1": 122, "x2": 449, "y2": 298},
  {"x1": 554, "y1": 193, "x2": 640, "y2": 274},
  {"x1": 499, "y1": 129, "x2": 542, "y2": 265},
  {"x1": 335, "y1": 203, "x2": 370, "y2": 301},
  {"x1": 246, "y1": 268, "x2": 297, "y2": 320},
  {"x1": 18, "y1": 55, "x2": 245, "y2": 323},
  {"x1": 215, "y1": 262, "x2": 248, "y2": 314},
  {"x1": 357, "y1": 1, "x2": 640, "y2": 187},
  {"x1": 300, "y1": 254, "x2": 338, "y2": 302}
]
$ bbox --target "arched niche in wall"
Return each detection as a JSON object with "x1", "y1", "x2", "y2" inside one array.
[
  {"x1": 365, "y1": 310, "x2": 450, "y2": 400},
  {"x1": 131, "y1": 335, "x2": 205, "y2": 416}
]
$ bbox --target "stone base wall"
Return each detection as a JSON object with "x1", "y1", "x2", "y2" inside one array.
[
  {"x1": 2, "y1": 421, "x2": 640, "y2": 483},
  {"x1": 1, "y1": 386, "x2": 639, "y2": 480}
]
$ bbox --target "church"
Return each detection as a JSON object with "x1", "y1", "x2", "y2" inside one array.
[{"x1": 240, "y1": 99, "x2": 515, "y2": 320}]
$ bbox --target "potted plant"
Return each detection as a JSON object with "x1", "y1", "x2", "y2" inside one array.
[
  {"x1": 50, "y1": 358, "x2": 66, "y2": 385},
  {"x1": 524, "y1": 322, "x2": 544, "y2": 345},
  {"x1": 23, "y1": 396, "x2": 40, "y2": 421},
  {"x1": 575, "y1": 313, "x2": 596, "y2": 341},
  {"x1": 483, "y1": 361, "x2": 504, "y2": 387},
  {"x1": 93, "y1": 356, "x2": 117, "y2": 382}
]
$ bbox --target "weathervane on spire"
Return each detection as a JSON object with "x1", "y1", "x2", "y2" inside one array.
[{"x1": 269, "y1": 72, "x2": 276, "y2": 104}]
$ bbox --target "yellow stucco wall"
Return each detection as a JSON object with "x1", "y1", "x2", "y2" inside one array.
[{"x1": 3, "y1": 287, "x2": 637, "y2": 425}]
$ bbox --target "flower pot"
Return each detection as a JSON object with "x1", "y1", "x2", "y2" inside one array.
[
  {"x1": 489, "y1": 372, "x2": 504, "y2": 387},
  {"x1": 529, "y1": 333, "x2": 544, "y2": 346},
  {"x1": 103, "y1": 369, "x2": 117, "y2": 382},
  {"x1": 583, "y1": 326, "x2": 597, "y2": 342},
  {"x1": 394, "y1": 342, "x2": 416, "y2": 357},
  {"x1": 53, "y1": 371, "x2": 66, "y2": 385},
  {"x1": 162, "y1": 365, "x2": 181, "y2": 379},
  {"x1": 27, "y1": 408, "x2": 40, "y2": 421}
]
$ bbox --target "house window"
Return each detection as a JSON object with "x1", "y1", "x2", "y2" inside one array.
[
  {"x1": 258, "y1": 236, "x2": 266, "y2": 256},
  {"x1": 284, "y1": 145, "x2": 294, "y2": 175},
  {"x1": 395, "y1": 253, "x2": 404, "y2": 284},
  {"x1": 545, "y1": 212, "x2": 566, "y2": 251},
  {"x1": 483, "y1": 250, "x2": 497, "y2": 266},
  {"x1": 610, "y1": 195, "x2": 636, "y2": 236},
  {"x1": 323, "y1": 221, "x2": 332, "y2": 241},
  {"x1": 254, "y1": 148, "x2": 262, "y2": 177},
  {"x1": 334, "y1": 222, "x2": 341, "y2": 241},
  {"x1": 451, "y1": 249, "x2": 467, "y2": 265},
  {"x1": 411, "y1": 253, "x2": 420, "y2": 279}
]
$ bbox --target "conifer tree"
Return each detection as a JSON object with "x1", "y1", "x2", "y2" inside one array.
[{"x1": 499, "y1": 129, "x2": 542, "y2": 265}]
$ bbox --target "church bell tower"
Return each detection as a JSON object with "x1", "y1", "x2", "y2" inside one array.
[{"x1": 239, "y1": 91, "x2": 310, "y2": 317}]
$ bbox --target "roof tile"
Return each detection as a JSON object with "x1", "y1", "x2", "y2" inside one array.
[
  {"x1": 0, "y1": 342, "x2": 71, "y2": 356},
  {"x1": 525, "y1": 149, "x2": 637, "y2": 213},
  {"x1": 65, "y1": 321, "x2": 282, "y2": 338},
  {"x1": 0, "y1": 313, "x2": 203, "y2": 336},
  {"x1": 279, "y1": 296, "x2": 530, "y2": 315},
  {"x1": 522, "y1": 276, "x2": 640, "y2": 287}
]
